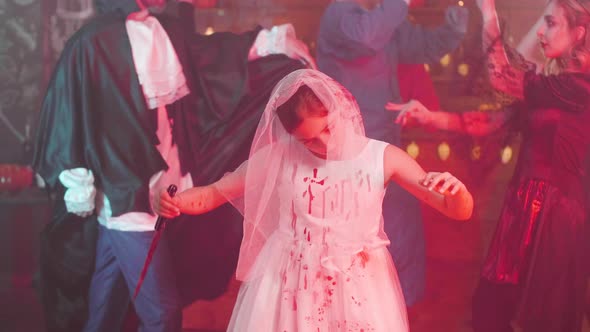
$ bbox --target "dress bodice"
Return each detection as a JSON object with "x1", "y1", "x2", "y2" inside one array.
[
  {"x1": 275, "y1": 139, "x2": 390, "y2": 250},
  {"x1": 517, "y1": 71, "x2": 590, "y2": 200}
]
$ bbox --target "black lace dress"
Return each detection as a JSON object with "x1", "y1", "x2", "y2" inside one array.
[{"x1": 481, "y1": 70, "x2": 590, "y2": 331}]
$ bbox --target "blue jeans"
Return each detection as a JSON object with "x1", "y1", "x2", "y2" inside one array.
[{"x1": 83, "y1": 225, "x2": 182, "y2": 332}]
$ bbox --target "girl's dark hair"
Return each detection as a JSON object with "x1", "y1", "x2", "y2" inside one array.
[{"x1": 276, "y1": 85, "x2": 328, "y2": 133}]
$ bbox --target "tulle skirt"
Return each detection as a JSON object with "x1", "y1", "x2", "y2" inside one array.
[{"x1": 227, "y1": 231, "x2": 409, "y2": 332}]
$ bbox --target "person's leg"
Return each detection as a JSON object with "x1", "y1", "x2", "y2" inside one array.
[
  {"x1": 83, "y1": 225, "x2": 130, "y2": 332},
  {"x1": 382, "y1": 182, "x2": 426, "y2": 306},
  {"x1": 472, "y1": 277, "x2": 517, "y2": 332},
  {"x1": 107, "y1": 229, "x2": 182, "y2": 332}
]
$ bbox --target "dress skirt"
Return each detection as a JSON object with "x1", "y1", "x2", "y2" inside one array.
[{"x1": 227, "y1": 231, "x2": 409, "y2": 332}]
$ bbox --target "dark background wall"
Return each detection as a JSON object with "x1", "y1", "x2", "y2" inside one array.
[
  {"x1": 0, "y1": 0, "x2": 43, "y2": 164},
  {"x1": 0, "y1": 0, "x2": 94, "y2": 165}
]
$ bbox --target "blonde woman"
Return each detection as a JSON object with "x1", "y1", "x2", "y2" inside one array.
[{"x1": 388, "y1": 0, "x2": 590, "y2": 331}]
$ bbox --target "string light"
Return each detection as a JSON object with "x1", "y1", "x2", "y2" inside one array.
[
  {"x1": 457, "y1": 63, "x2": 469, "y2": 76},
  {"x1": 438, "y1": 142, "x2": 451, "y2": 161},
  {"x1": 406, "y1": 141, "x2": 420, "y2": 159},
  {"x1": 439, "y1": 54, "x2": 451, "y2": 67},
  {"x1": 205, "y1": 26, "x2": 215, "y2": 35},
  {"x1": 471, "y1": 145, "x2": 481, "y2": 160},
  {"x1": 501, "y1": 146, "x2": 513, "y2": 164},
  {"x1": 458, "y1": 1, "x2": 465, "y2": 6},
  {"x1": 401, "y1": 141, "x2": 514, "y2": 165},
  {"x1": 478, "y1": 103, "x2": 501, "y2": 111}
]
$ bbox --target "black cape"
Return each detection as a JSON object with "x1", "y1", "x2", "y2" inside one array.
[{"x1": 32, "y1": 1, "x2": 303, "y2": 331}]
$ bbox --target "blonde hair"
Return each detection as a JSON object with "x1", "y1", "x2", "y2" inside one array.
[{"x1": 544, "y1": 0, "x2": 590, "y2": 74}]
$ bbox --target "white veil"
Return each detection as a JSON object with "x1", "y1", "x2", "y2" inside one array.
[{"x1": 216, "y1": 69, "x2": 368, "y2": 281}]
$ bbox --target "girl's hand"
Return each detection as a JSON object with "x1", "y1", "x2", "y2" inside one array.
[
  {"x1": 153, "y1": 188, "x2": 181, "y2": 218},
  {"x1": 421, "y1": 172, "x2": 466, "y2": 196},
  {"x1": 386, "y1": 99, "x2": 433, "y2": 127}
]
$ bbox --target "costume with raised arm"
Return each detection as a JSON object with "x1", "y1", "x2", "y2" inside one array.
[
  {"x1": 215, "y1": 69, "x2": 409, "y2": 331},
  {"x1": 471, "y1": 2, "x2": 590, "y2": 329},
  {"x1": 316, "y1": 0, "x2": 468, "y2": 304}
]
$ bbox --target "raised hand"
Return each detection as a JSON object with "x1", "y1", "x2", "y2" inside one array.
[
  {"x1": 421, "y1": 171, "x2": 467, "y2": 196},
  {"x1": 386, "y1": 99, "x2": 433, "y2": 127}
]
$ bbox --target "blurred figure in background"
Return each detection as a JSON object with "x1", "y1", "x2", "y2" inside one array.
[{"x1": 316, "y1": 0, "x2": 468, "y2": 306}]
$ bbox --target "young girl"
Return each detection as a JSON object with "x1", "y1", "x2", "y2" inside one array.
[
  {"x1": 154, "y1": 69, "x2": 473, "y2": 331},
  {"x1": 387, "y1": 0, "x2": 590, "y2": 330}
]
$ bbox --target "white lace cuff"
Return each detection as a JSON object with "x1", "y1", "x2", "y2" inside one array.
[
  {"x1": 250, "y1": 24, "x2": 295, "y2": 58},
  {"x1": 58, "y1": 168, "x2": 96, "y2": 215}
]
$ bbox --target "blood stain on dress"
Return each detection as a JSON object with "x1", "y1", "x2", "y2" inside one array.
[{"x1": 291, "y1": 200, "x2": 298, "y2": 234}]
